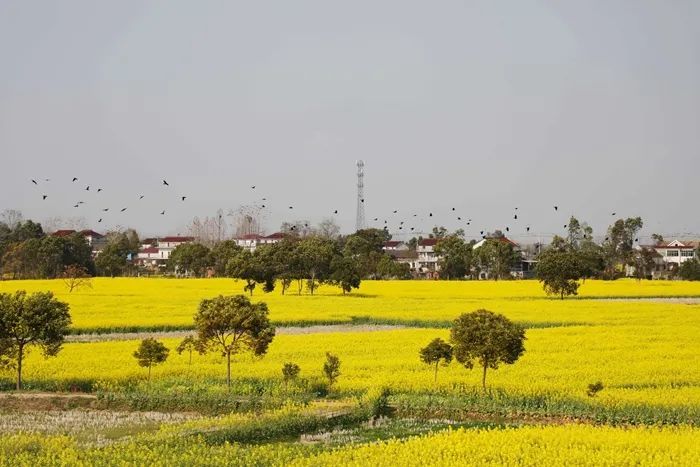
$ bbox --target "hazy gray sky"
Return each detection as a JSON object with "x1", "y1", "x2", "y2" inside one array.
[{"x1": 1, "y1": 1, "x2": 698, "y2": 240}]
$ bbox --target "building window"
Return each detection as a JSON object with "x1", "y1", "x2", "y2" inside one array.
[
  {"x1": 667, "y1": 250, "x2": 679, "y2": 257},
  {"x1": 681, "y1": 250, "x2": 695, "y2": 257}
]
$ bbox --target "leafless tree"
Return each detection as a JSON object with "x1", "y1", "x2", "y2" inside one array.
[
  {"x1": 230, "y1": 204, "x2": 266, "y2": 238},
  {"x1": 186, "y1": 209, "x2": 229, "y2": 247},
  {"x1": 62, "y1": 265, "x2": 93, "y2": 293},
  {"x1": 317, "y1": 218, "x2": 341, "y2": 239},
  {"x1": 0, "y1": 209, "x2": 23, "y2": 228}
]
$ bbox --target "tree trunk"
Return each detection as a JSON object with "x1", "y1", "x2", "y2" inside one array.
[
  {"x1": 482, "y1": 363, "x2": 488, "y2": 391},
  {"x1": 434, "y1": 362, "x2": 439, "y2": 383},
  {"x1": 16, "y1": 344, "x2": 23, "y2": 391},
  {"x1": 226, "y1": 350, "x2": 231, "y2": 389}
]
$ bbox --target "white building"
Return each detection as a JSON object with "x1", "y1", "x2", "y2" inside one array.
[
  {"x1": 235, "y1": 233, "x2": 286, "y2": 252},
  {"x1": 416, "y1": 238, "x2": 439, "y2": 277},
  {"x1": 651, "y1": 240, "x2": 697, "y2": 265}
]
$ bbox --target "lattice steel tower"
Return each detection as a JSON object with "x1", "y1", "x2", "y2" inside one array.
[{"x1": 355, "y1": 160, "x2": 366, "y2": 231}]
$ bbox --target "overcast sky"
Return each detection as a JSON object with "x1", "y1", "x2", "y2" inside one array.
[{"x1": 1, "y1": 1, "x2": 698, "y2": 241}]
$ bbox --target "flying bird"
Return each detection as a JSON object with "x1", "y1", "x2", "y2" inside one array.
[
  {"x1": 289, "y1": 206, "x2": 293, "y2": 209},
  {"x1": 452, "y1": 208, "x2": 456, "y2": 211},
  {"x1": 334, "y1": 210, "x2": 338, "y2": 214},
  {"x1": 72, "y1": 177, "x2": 78, "y2": 182},
  {"x1": 162, "y1": 180, "x2": 169, "y2": 186},
  {"x1": 361, "y1": 199, "x2": 365, "y2": 203},
  {"x1": 73, "y1": 204, "x2": 79, "y2": 208},
  {"x1": 506, "y1": 227, "x2": 510, "y2": 232},
  {"x1": 181, "y1": 196, "x2": 186, "y2": 201},
  {"x1": 393, "y1": 210, "x2": 398, "y2": 214},
  {"x1": 526, "y1": 226, "x2": 530, "y2": 232},
  {"x1": 97, "y1": 188, "x2": 102, "y2": 192},
  {"x1": 139, "y1": 195, "x2": 144, "y2": 199},
  {"x1": 78, "y1": 201, "x2": 85, "y2": 204},
  {"x1": 554, "y1": 206, "x2": 558, "y2": 211},
  {"x1": 612, "y1": 212, "x2": 616, "y2": 216},
  {"x1": 31, "y1": 179, "x2": 37, "y2": 185},
  {"x1": 85, "y1": 186, "x2": 90, "y2": 191},
  {"x1": 102, "y1": 208, "x2": 109, "y2": 212},
  {"x1": 457, "y1": 217, "x2": 462, "y2": 220},
  {"x1": 42, "y1": 195, "x2": 47, "y2": 200},
  {"x1": 429, "y1": 213, "x2": 433, "y2": 217},
  {"x1": 514, "y1": 214, "x2": 518, "y2": 220},
  {"x1": 373, "y1": 218, "x2": 378, "y2": 221},
  {"x1": 98, "y1": 218, "x2": 102, "y2": 223},
  {"x1": 120, "y1": 208, "x2": 127, "y2": 212},
  {"x1": 262, "y1": 205, "x2": 266, "y2": 208},
  {"x1": 160, "y1": 210, "x2": 165, "y2": 215},
  {"x1": 564, "y1": 224, "x2": 568, "y2": 228}
]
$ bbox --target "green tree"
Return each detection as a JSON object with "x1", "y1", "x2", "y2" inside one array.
[
  {"x1": 678, "y1": 257, "x2": 700, "y2": 280},
  {"x1": 0, "y1": 291, "x2": 71, "y2": 390},
  {"x1": 329, "y1": 255, "x2": 362, "y2": 294},
  {"x1": 419, "y1": 338, "x2": 453, "y2": 382},
  {"x1": 170, "y1": 242, "x2": 212, "y2": 277},
  {"x1": 474, "y1": 237, "x2": 520, "y2": 280},
  {"x1": 133, "y1": 338, "x2": 169, "y2": 380},
  {"x1": 536, "y1": 247, "x2": 583, "y2": 299},
  {"x1": 323, "y1": 352, "x2": 341, "y2": 387},
  {"x1": 210, "y1": 240, "x2": 243, "y2": 276},
  {"x1": 297, "y1": 237, "x2": 336, "y2": 295},
  {"x1": 435, "y1": 235, "x2": 473, "y2": 279},
  {"x1": 227, "y1": 250, "x2": 261, "y2": 295},
  {"x1": 601, "y1": 217, "x2": 643, "y2": 279},
  {"x1": 450, "y1": 310, "x2": 526, "y2": 390},
  {"x1": 281, "y1": 362, "x2": 301, "y2": 391},
  {"x1": 194, "y1": 295, "x2": 275, "y2": 388},
  {"x1": 176, "y1": 335, "x2": 206, "y2": 365},
  {"x1": 629, "y1": 247, "x2": 658, "y2": 280},
  {"x1": 376, "y1": 254, "x2": 412, "y2": 279}
]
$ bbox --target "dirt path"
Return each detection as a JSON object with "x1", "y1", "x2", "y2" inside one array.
[
  {"x1": 597, "y1": 297, "x2": 700, "y2": 304},
  {"x1": 66, "y1": 324, "x2": 407, "y2": 342}
]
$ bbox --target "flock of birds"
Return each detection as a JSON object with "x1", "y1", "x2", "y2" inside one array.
[
  {"x1": 29, "y1": 178, "x2": 631, "y2": 241},
  {"x1": 31, "y1": 177, "x2": 187, "y2": 224}
]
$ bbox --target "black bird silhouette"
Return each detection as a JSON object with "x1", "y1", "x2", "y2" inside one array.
[
  {"x1": 526, "y1": 226, "x2": 530, "y2": 232},
  {"x1": 31, "y1": 179, "x2": 37, "y2": 185},
  {"x1": 612, "y1": 212, "x2": 616, "y2": 216},
  {"x1": 73, "y1": 204, "x2": 79, "y2": 208},
  {"x1": 410, "y1": 227, "x2": 414, "y2": 231},
  {"x1": 564, "y1": 224, "x2": 568, "y2": 228},
  {"x1": 373, "y1": 218, "x2": 378, "y2": 221},
  {"x1": 42, "y1": 195, "x2": 47, "y2": 200},
  {"x1": 289, "y1": 206, "x2": 293, "y2": 209},
  {"x1": 181, "y1": 196, "x2": 186, "y2": 201},
  {"x1": 506, "y1": 227, "x2": 510, "y2": 232},
  {"x1": 452, "y1": 208, "x2": 455, "y2": 211},
  {"x1": 262, "y1": 205, "x2": 266, "y2": 208},
  {"x1": 290, "y1": 226, "x2": 296, "y2": 231},
  {"x1": 514, "y1": 214, "x2": 518, "y2": 220},
  {"x1": 400, "y1": 221, "x2": 404, "y2": 225},
  {"x1": 160, "y1": 210, "x2": 165, "y2": 215},
  {"x1": 554, "y1": 206, "x2": 558, "y2": 211},
  {"x1": 393, "y1": 210, "x2": 398, "y2": 214},
  {"x1": 72, "y1": 177, "x2": 78, "y2": 182},
  {"x1": 139, "y1": 195, "x2": 144, "y2": 199},
  {"x1": 457, "y1": 217, "x2": 462, "y2": 220},
  {"x1": 97, "y1": 188, "x2": 102, "y2": 192},
  {"x1": 399, "y1": 227, "x2": 403, "y2": 230},
  {"x1": 251, "y1": 185, "x2": 256, "y2": 189},
  {"x1": 429, "y1": 213, "x2": 433, "y2": 217},
  {"x1": 635, "y1": 238, "x2": 639, "y2": 242},
  {"x1": 102, "y1": 208, "x2": 109, "y2": 212},
  {"x1": 98, "y1": 218, "x2": 102, "y2": 223},
  {"x1": 262, "y1": 198, "x2": 267, "y2": 201},
  {"x1": 480, "y1": 230, "x2": 484, "y2": 235},
  {"x1": 85, "y1": 186, "x2": 90, "y2": 191},
  {"x1": 515, "y1": 207, "x2": 519, "y2": 210},
  {"x1": 361, "y1": 199, "x2": 365, "y2": 203},
  {"x1": 162, "y1": 180, "x2": 169, "y2": 186},
  {"x1": 120, "y1": 208, "x2": 127, "y2": 212},
  {"x1": 413, "y1": 214, "x2": 417, "y2": 217},
  {"x1": 605, "y1": 237, "x2": 610, "y2": 241},
  {"x1": 333, "y1": 210, "x2": 338, "y2": 214}
]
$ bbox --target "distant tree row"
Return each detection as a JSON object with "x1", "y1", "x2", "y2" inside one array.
[{"x1": 170, "y1": 228, "x2": 414, "y2": 294}]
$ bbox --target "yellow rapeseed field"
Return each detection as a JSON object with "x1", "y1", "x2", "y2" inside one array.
[
  {"x1": 1, "y1": 424, "x2": 698, "y2": 466},
  {"x1": 0, "y1": 278, "x2": 699, "y2": 331},
  {"x1": 14, "y1": 323, "x2": 700, "y2": 409}
]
